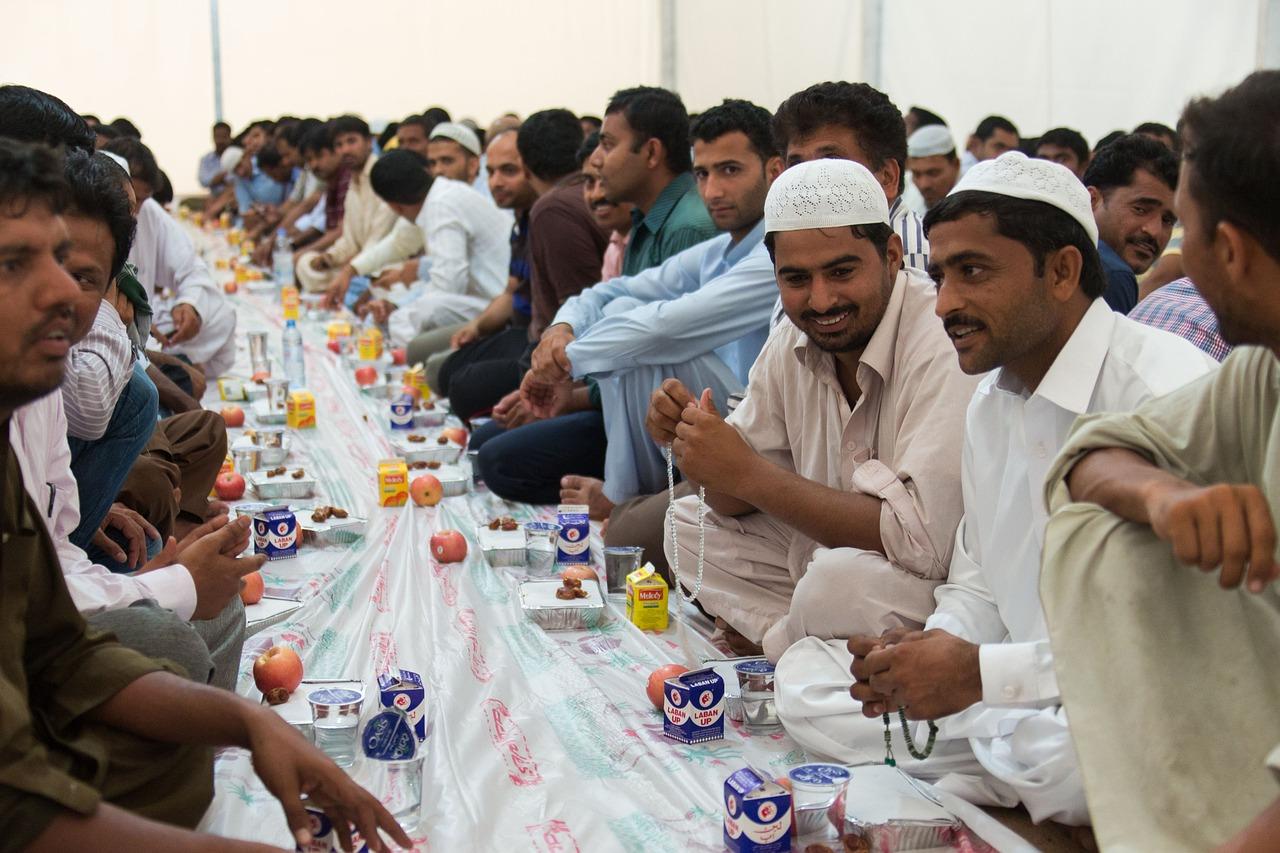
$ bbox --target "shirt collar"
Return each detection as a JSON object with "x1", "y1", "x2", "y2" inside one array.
[
  {"x1": 994, "y1": 298, "x2": 1116, "y2": 414},
  {"x1": 888, "y1": 195, "x2": 903, "y2": 222},
  {"x1": 632, "y1": 172, "x2": 695, "y2": 234},
  {"x1": 725, "y1": 219, "x2": 766, "y2": 266},
  {"x1": 790, "y1": 268, "x2": 910, "y2": 385},
  {"x1": 1097, "y1": 239, "x2": 1128, "y2": 272}
]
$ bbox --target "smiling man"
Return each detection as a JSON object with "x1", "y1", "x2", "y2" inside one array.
[
  {"x1": 660, "y1": 158, "x2": 976, "y2": 662},
  {"x1": 1082, "y1": 133, "x2": 1179, "y2": 313}
]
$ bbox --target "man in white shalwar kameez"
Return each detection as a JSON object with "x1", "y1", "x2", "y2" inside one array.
[{"x1": 779, "y1": 152, "x2": 1215, "y2": 825}]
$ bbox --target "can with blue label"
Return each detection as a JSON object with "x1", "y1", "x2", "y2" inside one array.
[
  {"x1": 724, "y1": 766, "x2": 793, "y2": 852},
  {"x1": 388, "y1": 395, "x2": 415, "y2": 430},
  {"x1": 253, "y1": 508, "x2": 298, "y2": 561},
  {"x1": 555, "y1": 503, "x2": 590, "y2": 566}
]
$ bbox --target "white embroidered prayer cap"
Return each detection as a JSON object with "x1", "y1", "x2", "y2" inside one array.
[
  {"x1": 949, "y1": 151, "x2": 1099, "y2": 244},
  {"x1": 99, "y1": 150, "x2": 130, "y2": 177},
  {"x1": 429, "y1": 122, "x2": 482, "y2": 157},
  {"x1": 907, "y1": 124, "x2": 955, "y2": 158},
  {"x1": 764, "y1": 159, "x2": 890, "y2": 234}
]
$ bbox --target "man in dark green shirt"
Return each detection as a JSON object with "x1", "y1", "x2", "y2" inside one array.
[{"x1": 0, "y1": 138, "x2": 411, "y2": 852}]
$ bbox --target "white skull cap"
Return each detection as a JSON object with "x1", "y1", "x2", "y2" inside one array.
[
  {"x1": 764, "y1": 159, "x2": 890, "y2": 235},
  {"x1": 98, "y1": 150, "x2": 130, "y2": 177},
  {"x1": 907, "y1": 124, "x2": 955, "y2": 158},
  {"x1": 949, "y1": 151, "x2": 1099, "y2": 245},
  {"x1": 429, "y1": 122, "x2": 482, "y2": 157}
]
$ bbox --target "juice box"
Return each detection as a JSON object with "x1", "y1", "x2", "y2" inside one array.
[
  {"x1": 377, "y1": 668, "x2": 427, "y2": 742},
  {"x1": 217, "y1": 375, "x2": 247, "y2": 401},
  {"x1": 404, "y1": 364, "x2": 430, "y2": 399},
  {"x1": 357, "y1": 325, "x2": 383, "y2": 361},
  {"x1": 287, "y1": 390, "x2": 316, "y2": 429},
  {"x1": 296, "y1": 806, "x2": 369, "y2": 853},
  {"x1": 555, "y1": 503, "x2": 590, "y2": 566},
  {"x1": 282, "y1": 284, "x2": 300, "y2": 320},
  {"x1": 724, "y1": 766, "x2": 793, "y2": 852},
  {"x1": 327, "y1": 320, "x2": 353, "y2": 342},
  {"x1": 388, "y1": 395, "x2": 415, "y2": 430},
  {"x1": 663, "y1": 667, "x2": 725, "y2": 744},
  {"x1": 378, "y1": 458, "x2": 410, "y2": 507},
  {"x1": 625, "y1": 563, "x2": 669, "y2": 631},
  {"x1": 253, "y1": 509, "x2": 298, "y2": 561}
]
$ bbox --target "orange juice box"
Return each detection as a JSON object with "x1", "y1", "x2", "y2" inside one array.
[
  {"x1": 357, "y1": 325, "x2": 384, "y2": 361},
  {"x1": 625, "y1": 563, "x2": 669, "y2": 631},
  {"x1": 378, "y1": 458, "x2": 410, "y2": 507},
  {"x1": 286, "y1": 390, "x2": 316, "y2": 429},
  {"x1": 282, "y1": 284, "x2": 300, "y2": 320},
  {"x1": 327, "y1": 320, "x2": 353, "y2": 342},
  {"x1": 404, "y1": 364, "x2": 430, "y2": 399}
]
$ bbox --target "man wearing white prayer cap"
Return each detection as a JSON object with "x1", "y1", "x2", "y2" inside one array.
[
  {"x1": 906, "y1": 124, "x2": 960, "y2": 209},
  {"x1": 427, "y1": 121, "x2": 483, "y2": 185},
  {"x1": 778, "y1": 151, "x2": 1215, "y2": 828},
  {"x1": 658, "y1": 157, "x2": 976, "y2": 669}
]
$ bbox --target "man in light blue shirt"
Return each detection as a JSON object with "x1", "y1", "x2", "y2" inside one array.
[
  {"x1": 197, "y1": 121, "x2": 231, "y2": 193},
  {"x1": 233, "y1": 143, "x2": 294, "y2": 214},
  {"x1": 521, "y1": 99, "x2": 783, "y2": 515}
]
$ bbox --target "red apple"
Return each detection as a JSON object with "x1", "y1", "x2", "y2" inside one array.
[
  {"x1": 354, "y1": 365, "x2": 379, "y2": 386},
  {"x1": 241, "y1": 570, "x2": 264, "y2": 604},
  {"x1": 251, "y1": 370, "x2": 271, "y2": 383},
  {"x1": 647, "y1": 664, "x2": 690, "y2": 710},
  {"x1": 410, "y1": 474, "x2": 443, "y2": 507},
  {"x1": 214, "y1": 472, "x2": 246, "y2": 501},
  {"x1": 441, "y1": 426, "x2": 468, "y2": 446},
  {"x1": 562, "y1": 565, "x2": 599, "y2": 583},
  {"x1": 253, "y1": 645, "x2": 303, "y2": 698},
  {"x1": 326, "y1": 339, "x2": 341, "y2": 354},
  {"x1": 392, "y1": 347, "x2": 407, "y2": 366},
  {"x1": 221, "y1": 405, "x2": 245, "y2": 428},
  {"x1": 224, "y1": 280, "x2": 239, "y2": 295},
  {"x1": 430, "y1": 529, "x2": 468, "y2": 563},
  {"x1": 400, "y1": 383, "x2": 421, "y2": 401}
]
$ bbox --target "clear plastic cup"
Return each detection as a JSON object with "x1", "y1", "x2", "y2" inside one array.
[
  {"x1": 523, "y1": 521, "x2": 561, "y2": 575},
  {"x1": 308, "y1": 688, "x2": 363, "y2": 768}
]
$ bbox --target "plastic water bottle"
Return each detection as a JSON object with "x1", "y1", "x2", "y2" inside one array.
[
  {"x1": 283, "y1": 319, "x2": 306, "y2": 388},
  {"x1": 272, "y1": 228, "x2": 293, "y2": 288}
]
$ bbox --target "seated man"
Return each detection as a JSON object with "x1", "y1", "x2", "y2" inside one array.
[
  {"x1": 0, "y1": 136, "x2": 410, "y2": 853},
  {"x1": 1129, "y1": 275, "x2": 1231, "y2": 361},
  {"x1": 197, "y1": 120, "x2": 232, "y2": 195},
  {"x1": 233, "y1": 141, "x2": 294, "y2": 226},
  {"x1": 364, "y1": 150, "x2": 512, "y2": 347},
  {"x1": 1039, "y1": 69, "x2": 1280, "y2": 852},
  {"x1": 294, "y1": 115, "x2": 398, "y2": 302},
  {"x1": 905, "y1": 124, "x2": 960, "y2": 211},
  {"x1": 1082, "y1": 133, "x2": 1178, "y2": 314},
  {"x1": 106, "y1": 137, "x2": 239, "y2": 378},
  {"x1": 519, "y1": 99, "x2": 780, "y2": 522},
  {"x1": 1033, "y1": 127, "x2": 1091, "y2": 178},
  {"x1": 288, "y1": 122, "x2": 350, "y2": 258},
  {"x1": 657, "y1": 159, "x2": 977, "y2": 661},
  {"x1": 818, "y1": 152, "x2": 1213, "y2": 825}
]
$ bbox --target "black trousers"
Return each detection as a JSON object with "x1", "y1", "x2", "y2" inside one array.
[{"x1": 438, "y1": 327, "x2": 532, "y2": 421}]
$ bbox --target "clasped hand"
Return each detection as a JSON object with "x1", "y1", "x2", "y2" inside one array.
[{"x1": 848, "y1": 628, "x2": 983, "y2": 721}]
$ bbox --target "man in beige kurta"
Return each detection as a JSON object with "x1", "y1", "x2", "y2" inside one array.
[{"x1": 655, "y1": 159, "x2": 977, "y2": 662}]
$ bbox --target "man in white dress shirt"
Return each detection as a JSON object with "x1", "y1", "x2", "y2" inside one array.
[{"x1": 776, "y1": 152, "x2": 1216, "y2": 825}]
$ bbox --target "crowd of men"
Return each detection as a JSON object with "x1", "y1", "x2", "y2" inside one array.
[{"x1": 0, "y1": 66, "x2": 1276, "y2": 851}]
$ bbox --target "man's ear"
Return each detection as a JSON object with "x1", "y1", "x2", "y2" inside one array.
[
  {"x1": 1087, "y1": 185, "x2": 1104, "y2": 214},
  {"x1": 1047, "y1": 245, "x2": 1085, "y2": 303}
]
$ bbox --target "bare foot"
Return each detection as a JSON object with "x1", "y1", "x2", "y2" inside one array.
[
  {"x1": 560, "y1": 476, "x2": 615, "y2": 521},
  {"x1": 714, "y1": 617, "x2": 764, "y2": 657}
]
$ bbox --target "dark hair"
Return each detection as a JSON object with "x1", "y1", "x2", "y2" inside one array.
[
  {"x1": 213, "y1": 121, "x2": 231, "y2": 133},
  {"x1": 908, "y1": 106, "x2": 947, "y2": 128},
  {"x1": 772, "y1": 81, "x2": 907, "y2": 193},
  {"x1": 579, "y1": 114, "x2": 603, "y2": 132},
  {"x1": 1180, "y1": 69, "x2": 1280, "y2": 263},
  {"x1": 398, "y1": 114, "x2": 433, "y2": 137},
  {"x1": 577, "y1": 131, "x2": 600, "y2": 168},
  {"x1": 974, "y1": 115, "x2": 1019, "y2": 141},
  {"x1": 690, "y1": 98, "x2": 778, "y2": 163},
  {"x1": 1036, "y1": 127, "x2": 1090, "y2": 164},
  {"x1": 764, "y1": 222, "x2": 895, "y2": 263},
  {"x1": 81, "y1": 114, "x2": 101, "y2": 127},
  {"x1": 0, "y1": 138, "x2": 69, "y2": 215},
  {"x1": 1093, "y1": 130, "x2": 1125, "y2": 153},
  {"x1": 283, "y1": 117, "x2": 321, "y2": 149},
  {"x1": 331, "y1": 114, "x2": 371, "y2": 139},
  {"x1": 924, "y1": 190, "x2": 1107, "y2": 299},
  {"x1": 378, "y1": 122, "x2": 400, "y2": 150},
  {"x1": 370, "y1": 149, "x2": 432, "y2": 205},
  {"x1": 605, "y1": 86, "x2": 692, "y2": 173},
  {"x1": 63, "y1": 149, "x2": 136, "y2": 282},
  {"x1": 153, "y1": 169, "x2": 173, "y2": 206},
  {"x1": 0, "y1": 85, "x2": 96, "y2": 152},
  {"x1": 421, "y1": 107, "x2": 451, "y2": 130},
  {"x1": 1081, "y1": 132, "x2": 1178, "y2": 194},
  {"x1": 108, "y1": 117, "x2": 142, "y2": 139},
  {"x1": 94, "y1": 125, "x2": 120, "y2": 142},
  {"x1": 256, "y1": 143, "x2": 284, "y2": 170},
  {"x1": 1134, "y1": 121, "x2": 1176, "y2": 140},
  {"x1": 103, "y1": 137, "x2": 160, "y2": 190},
  {"x1": 300, "y1": 122, "x2": 334, "y2": 156},
  {"x1": 516, "y1": 109, "x2": 584, "y2": 181}
]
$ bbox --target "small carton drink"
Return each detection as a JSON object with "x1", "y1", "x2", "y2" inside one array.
[
  {"x1": 217, "y1": 375, "x2": 247, "y2": 401},
  {"x1": 723, "y1": 766, "x2": 793, "y2": 852},
  {"x1": 326, "y1": 320, "x2": 353, "y2": 342},
  {"x1": 287, "y1": 390, "x2": 316, "y2": 429},
  {"x1": 377, "y1": 668, "x2": 427, "y2": 741},
  {"x1": 253, "y1": 509, "x2": 298, "y2": 561},
  {"x1": 357, "y1": 325, "x2": 383, "y2": 361},
  {"x1": 282, "y1": 284, "x2": 300, "y2": 320},
  {"x1": 404, "y1": 364, "x2": 430, "y2": 399},
  {"x1": 663, "y1": 667, "x2": 725, "y2": 744},
  {"x1": 388, "y1": 395, "x2": 415, "y2": 430},
  {"x1": 378, "y1": 458, "x2": 410, "y2": 507},
  {"x1": 555, "y1": 503, "x2": 590, "y2": 566},
  {"x1": 625, "y1": 563, "x2": 669, "y2": 631},
  {"x1": 296, "y1": 805, "x2": 370, "y2": 853}
]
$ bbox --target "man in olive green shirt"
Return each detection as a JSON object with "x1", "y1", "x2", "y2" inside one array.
[
  {"x1": 0, "y1": 139, "x2": 411, "y2": 852},
  {"x1": 1040, "y1": 71, "x2": 1280, "y2": 852}
]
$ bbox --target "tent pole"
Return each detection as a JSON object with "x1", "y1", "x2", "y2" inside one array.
[
  {"x1": 210, "y1": 0, "x2": 224, "y2": 122},
  {"x1": 659, "y1": 0, "x2": 677, "y2": 91}
]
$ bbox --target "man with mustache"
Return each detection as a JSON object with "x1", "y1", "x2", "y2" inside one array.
[
  {"x1": 1082, "y1": 133, "x2": 1179, "y2": 314},
  {"x1": 829, "y1": 152, "x2": 1213, "y2": 825},
  {"x1": 657, "y1": 158, "x2": 977, "y2": 662}
]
